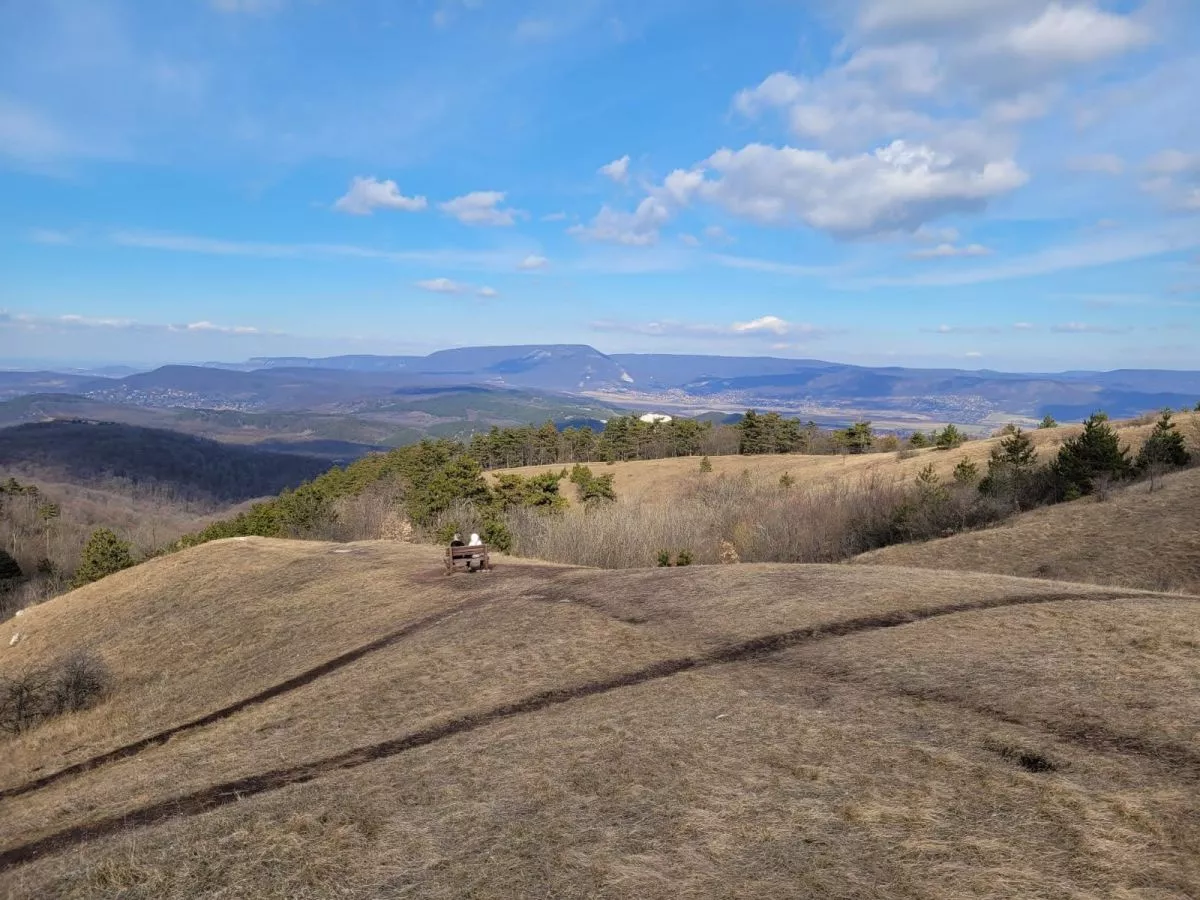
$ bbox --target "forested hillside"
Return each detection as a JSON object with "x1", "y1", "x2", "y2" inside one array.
[{"x1": 0, "y1": 421, "x2": 329, "y2": 503}]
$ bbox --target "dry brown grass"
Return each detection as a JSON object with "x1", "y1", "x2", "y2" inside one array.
[
  {"x1": 0, "y1": 537, "x2": 1195, "y2": 898},
  {"x1": 491, "y1": 414, "x2": 1195, "y2": 505},
  {"x1": 856, "y1": 465, "x2": 1200, "y2": 594}
]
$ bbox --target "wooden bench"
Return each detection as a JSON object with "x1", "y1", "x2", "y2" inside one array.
[{"x1": 444, "y1": 544, "x2": 493, "y2": 575}]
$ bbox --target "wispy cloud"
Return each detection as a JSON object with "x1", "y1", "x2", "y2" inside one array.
[
  {"x1": 518, "y1": 254, "x2": 549, "y2": 270},
  {"x1": 28, "y1": 228, "x2": 73, "y2": 245},
  {"x1": 3, "y1": 310, "x2": 274, "y2": 337},
  {"x1": 591, "y1": 315, "x2": 827, "y2": 340},
  {"x1": 1050, "y1": 322, "x2": 1136, "y2": 334},
  {"x1": 850, "y1": 223, "x2": 1200, "y2": 288},
  {"x1": 108, "y1": 230, "x2": 533, "y2": 272},
  {"x1": 909, "y1": 242, "x2": 992, "y2": 259},
  {"x1": 415, "y1": 277, "x2": 467, "y2": 294}
]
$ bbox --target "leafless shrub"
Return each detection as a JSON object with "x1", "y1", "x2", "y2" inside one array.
[
  {"x1": 0, "y1": 650, "x2": 111, "y2": 734},
  {"x1": 507, "y1": 471, "x2": 1013, "y2": 569}
]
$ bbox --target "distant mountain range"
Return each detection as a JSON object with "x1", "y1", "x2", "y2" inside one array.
[{"x1": 2, "y1": 346, "x2": 1198, "y2": 436}]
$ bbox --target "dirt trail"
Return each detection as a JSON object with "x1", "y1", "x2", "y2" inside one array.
[
  {"x1": 0, "y1": 587, "x2": 1160, "y2": 871},
  {"x1": 0, "y1": 592, "x2": 497, "y2": 802}
]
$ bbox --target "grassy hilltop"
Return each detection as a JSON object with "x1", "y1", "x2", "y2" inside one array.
[{"x1": 0, "y1": 539, "x2": 1197, "y2": 898}]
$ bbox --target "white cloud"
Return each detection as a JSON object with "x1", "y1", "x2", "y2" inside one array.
[
  {"x1": 688, "y1": 140, "x2": 1026, "y2": 237},
  {"x1": 731, "y1": 315, "x2": 791, "y2": 336},
  {"x1": 1145, "y1": 149, "x2": 1200, "y2": 175},
  {"x1": 541, "y1": 212, "x2": 568, "y2": 222},
  {"x1": 2, "y1": 311, "x2": 270, "y2": 337},
  {"x1": 477, "y1": 286, "x2": 498, "y2": 298},
  {"x1": 850, "y1": 221, "x2": 1200, "y2": 287},
  {"x1": 569, "y1": 197, "x2": 670, "y2": 245},
  {"x1": 591, "y1": 315, "x2": 825, "y2": 340},
  {"x1": 1013, "y1": 321, "x2": 1036, "y2": 330},
  {"x1": 599, "y1": 155, "x2": 630, "y2": 183},
  {"x1": 964, "y1": 351, "x2": 984, "y2": 358},
  {"x1": 333, "y1": 177, "x2": 427, "y2": 216},
  {"x1": 703, "y1": 224, "x2": 733, "y2": 244},
  {"x1": 678, "y1": 234, "x2": 700, "y2": 247},
  {"x1": 1006, "y1": 4, "x2": 1152, "y2": 64},
  {"x1": 440, "y1": 191, "x2": 518, "y2": 226},
  {"x1": 184, "y1": 320, "x2": 261, "y2": 334},
  {"x1": 909, "y1": 242, "x2": 992, "y2": 259},
  {"x1": 415, "y1": 277, "x2": 466, "y2": 294},
  {"x1": 1067, "y1": 153, "x2": 1124, "y2": 175},
  {"x1": 856, "y1": 0, "x2": 1030, "y2": 34},
  {"x1": 1141, "y1": 150, "x2": 1200, "y2": 211},
  {"x1": 518, "y1": 254, "x2": 549, "y2": 270}
]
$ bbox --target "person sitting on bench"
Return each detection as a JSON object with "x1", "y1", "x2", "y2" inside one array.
[{"x1": 450, "y1": 533, "x2": 464, "y2": 548}]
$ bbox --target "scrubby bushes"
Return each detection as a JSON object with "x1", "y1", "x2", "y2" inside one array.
[
  {"x1": 0, "y1": 650, "x2": 111, "y2": 734},
  {"x1": 506, "y1": 469, "x2": 1011, "y2": 569}
]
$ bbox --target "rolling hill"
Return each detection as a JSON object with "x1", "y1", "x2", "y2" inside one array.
[
  {"x1": 0, "y1": 538, "x2": 1196, "y2": 898},
  {"x1": 855, "y1": 465, "x2": 1200, "y2": 595}
]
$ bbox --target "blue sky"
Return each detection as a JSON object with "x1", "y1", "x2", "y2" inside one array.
[{"x1": 1, "y1": 0, "x2": 1198, "y2": 370}]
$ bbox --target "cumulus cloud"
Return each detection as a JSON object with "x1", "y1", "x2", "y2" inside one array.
[
  {"x1": 910, "y1": 242, "x2": 992, "y2": 259},
  {"x1": 477, "y1": 286, "x2": 498, "y2": 298},
  {"x1": 678, "y1": 140, "x2": 1026, "y2": 238},
  {"x1": 599, "y1": 155, "x2": 631, "y2": 183},
  {"x1": 731, "y1": 315, "x2": 792, "y2": 335},
  {"x1": 333, "y1": 177, "x2": 427, "y2": 216},
  {"x1": 568, "y1": 197, "x2": 670, "y2": 245},
  {"x1": 415, "y1": 277, "x2": 467, "y2": 294},
  {"x1": 1005, "y1": 4, "x2": 1152, "y2": 64},
  {"x1": 440, "y1": 191, "x2": 518, "y2": 226},
  {"x1": 518, "y1": 254, "x2": 549, "y2": 270}
]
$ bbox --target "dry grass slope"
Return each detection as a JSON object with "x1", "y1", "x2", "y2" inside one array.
[
  {"x1": 856, "y1": 465, "x2": 1200, "y2": 595},
  {"x1": 492, "y1": 414, "x2": 1197, "y2": 503},
  {"x1": 0, "y1": 537, "x2": 1196, "y2": 898}
]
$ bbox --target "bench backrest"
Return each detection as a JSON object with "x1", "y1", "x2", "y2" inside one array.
[{"x1": 447, "y1": 544, "x2": 488, "y2": 558}]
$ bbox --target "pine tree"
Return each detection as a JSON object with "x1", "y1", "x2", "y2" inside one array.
[
  {"x1": 934, "y1": 424, "x2": 965, "y2": 449},
  {"x1": 1136, "y1": 410, "x2": 1190, "y2": 470},
  {"x1": 908, "y1": 431, "x2": 929, "y2": 448},
  {"x1": 953, "y1": 457, "x2": 979, "y2": 485},
  {"x1": 840, "y1": 421, "x2": 874, "y2": 454},
  {"x1": 1038, "y1": 415, "x2": 1058, "y2": 429},
  {"x1": 699, "y1": 455, "x2": 713, "y2": 474},
  {"x1": 1052, "y1": 413, "x2": 1132, "y2": 497},
  {"x1": 979, "y1": 427, "x2": 1039, "y2": 506},
  {"x1": 73, "y1": 529, "x2": 135, "y2": 588}
]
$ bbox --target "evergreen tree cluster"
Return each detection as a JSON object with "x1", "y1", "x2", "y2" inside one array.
[
  {"x1": 736, "y1": 411, "x2": 819, "y2": 454},
  {"x1": 467, "y1": 416, "x2": 714, "y2": 467}
]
